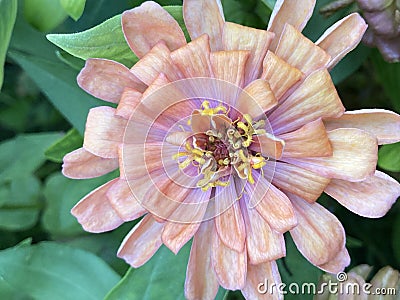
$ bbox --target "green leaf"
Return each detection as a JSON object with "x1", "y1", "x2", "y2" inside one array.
[
  {"x1": 0, "y1": 176, "x2": 41, "y2": 230},
  {"x1": 23, "y1": 0, "x2": 68, "y2": 32},
  {"x1": 60, "y1": 0, "x2": 86, "y2": 21},
  {"x1": 105, "y1": 244, "x2": 191, "y2": 300},
  {"x1": 0, "y1": 0, "x2": 17, "y2": 90},
  {"x1": 56, "y1": 50, "x2": 85, "y2": 71},
  {"x1": 42, "y1": 172, "x2": 117, "y2": 237},
  {"x1": 0, "y1": 242, "x2": 120, "y2": 299},
  {"x1": 0, "y1": 133, "x2": 62, "y2": 183},
  {"x1": 45, "y1": 128, "x2": 83, "y2": 163},
  {"x1": 260, "y1": 0, "x2": 276, "y2": 10},
  {"x1": 378, "y1": 142, "x2": 400, "y2": 172}
]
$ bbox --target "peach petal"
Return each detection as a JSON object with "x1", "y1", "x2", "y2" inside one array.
[
  {"x1": 62, "y1": 147, "x2": 118, "y2": 179},
  {"x1": 284, "y1": 128, "x2": 378, "y2": 182},
  {"x1": 325, "y1": 171, "x2": 400, "y2": 218},
  {"x1": 117, "y1": 214, "x2": 164, "y2": 268},
  {"x1": 223, "y1": 22, "x2": 274, "y2": 85},
  {"x1": 318, "y1": 247, "x2": 350, "y2": 274},
  {"x1": 236, "y1": 79, "x2": 278, "y2": 118},
  {"x1": 185, "y1": 221, "x2": 219, "y2": 300},
  {"x1": 215, "y1": 181, "x2": 246, "y2": 252},
  {"x1": 71, "y1": 178, "x2": 124, "y2": 233},
  {"x1": 122, "y1": 2, "x2": 186, "y2": 58},
  {"x1": 165, "y1": 131, "x2": 191, "y2": 146},
  {"x1": 106, "y1": 178, "x2": 147, "y2": 222},
  {"x1": 212, "y1": 227, "x2": 247, "y2": 290},
  {"x1": 249, "y1": 133, "x2": 285, "y2": 160},
  {"x1": 279, "y1": 119, "x2": 333, "y2": 158},
  {"x1": 210, "y1": 50, "x2": 249, "y2": 87},
  {"x1": 261, "y1": 50, "x2": 303, "y2": 101},
  {"x1": 115, "y1": 87, "x2": 142, "y2": 119},
  {"x1": 324, "y1": 109, "x2": 400, "y2": 145},
  {"x1": 83, "y1": 106, "x2": 127, "y2": 158},
  {"x1": 130, "y1": 42, "x2": 180, "y2": 86},
  {"x1": 275, "y1": 24, "x2": 331, "y2": 75},
  {"x1": 241, "y1": 197, "x2": 286, "y2": 264},
  {"x1": 267, "y1": 0, "x2": 316, "y2": 51},
  {"x1": 77, "y1": 58, "x2": 145, "y2": 103},
  {"x1": 183, "y1": 0, "x2": 225, "y2": 51},
  {"x1": 289, "y1": 193, "x2": 346, "y2": 266},
  {"x1": 269, "y1": 69, "x2": 344, "y2": 135},
  {"x1": 267, "y1": 162, "x2": 330, "y2": 203},
  {"x1": 316, "y1": 13, "x2": 368, "y2": 69},
  {"x1": 242, "y1": 261, "x2": 283, "y2": 300},
  {"x1": 170, "y1": 34, "x2": 213, "y2": 78}
]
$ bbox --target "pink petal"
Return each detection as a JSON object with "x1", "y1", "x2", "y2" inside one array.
[
  {"x1": 249, "y1": 133, "x2": 285, "y2": 160},
  {"x1": 324, "y1": 109, "x2": 400, "y2": 145},
  {"x1": 223, "y1": 22, "x2": 274, "y2": 85},
  {"x1": 122, "y1": 2, "x2": 186, "y2": 58},
  {"x1": 212, "y1": 227, "x2": 247, "y2": 290},
  {"x1": 275, "y1": 24, "x2": 331, "y2": 75},
  {"x1": 77, "y1": 58, "x2": 145, "y2": 103},
  {"x1": 83, "y1": 106, "x2": 127, "y2": 158},
  {"x1": 241, "y1": 197, "x2": 286, "y2": 264},
  {"x1": 289, "y1": 193, "x2": 346, "y2": 266},
  {"x1": 71, "y1": 178, "x2": 124, "y2": 233},
  {"x1": 284, "y1": 128, "x2": 378, "y2": 182},
  {"x1": 318, "y1": 247, "x2": 350, "y2": 274},
  {"x1": 117, "y1": 214, "x2": 164, "y2": 267},
  {"x1": 268, "y1": 0, "x2": 316, "y2": 51},
  {"x1": 62, "y1": 147, "x2": 118, "y2": 179},
  {"x1": 279, "y1": 119, "x2": 333, "y2": 158},
  {"x1": 316, "y1": 13, "x2": 368, "y2": 69},
  {"x1": 115, "y1": 87, "x2": 142, "y2": 119},
  {"x1": 261, "y1": 50, "x2": 303, "y2": 101},
  {"x1": 210, "y1": 50, "x2": 249, "y2": 87},
  {"x1": 268, "y1": 69, "x2": 344, "y2": 135},
  {"x1": 241, "y1": 261, "x2": 283, "y2": 300},
  {"x1": 325, "y1": 171, "x2": 400, "y2": 218},
  {"x1": 170, "y1": 34, "x2": 213, "y2": 78},
  {"x1": 185, "y1": 221, "x2": 219, "y2": 300},
  {"x1": 105, "y1": 178, "x2": 147, "y2": 222},
  {"x1": 183, "y1": 0, "x2": 225, "y2": 51}
]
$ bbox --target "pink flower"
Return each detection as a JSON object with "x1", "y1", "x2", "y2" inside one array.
[{"x1": 62, "y1": 0, "x2": 400, "y2": 299}]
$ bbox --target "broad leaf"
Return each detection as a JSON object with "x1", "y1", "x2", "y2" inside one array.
[
  {"x1": 45, "y1": 128, "x2": 83, "y2": 163},
  {"x1": 378, "y1": 142, "x2": 400, "y2": 172},
  {"x1": 60, "y1": 0, "x2": 86, "y2": 21}
]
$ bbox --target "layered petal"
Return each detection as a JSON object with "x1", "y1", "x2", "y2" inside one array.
[
  {"x1": 115, "y1": 87, "x2": 142, "y2": 119},
  {"x1": 325, "y1": 171, "x2": 400, "y2": 218},
  {"x1": 122, "y1": 2, "x2": 186, "y2": 58},
  {"x1": 83, "y1": 107, "x2": 127, "y2": 158},
  {"x1": 250, "y1": 133, "x2": 285, "y2": 160},
  {"x1": 316, "y1": 13, "x2": 368, "y2": 69},
  {"x1": 284, "y1": 128, "x2": 378, "y2": 182},
  {"x1": 210, "y1": 50, "x2": 249, "y2": 87},
  {"x1": 289, "y1": 193, "x2": 346, "y2": 267},
  {"x1": 318, "y1": 247, "x2": 350, "y2": 274},
  {"x1": 324, "y1": 109, "x2": 400, "y2": 145},
  {"x1": 269, "y1": 69, "x2": 344, "y2": 135},
  {"x1": 71, "y1": 179, "x2": 124, "y2": 233},
  {"x1": 183, "y1": 0, "x2": 225, "y2": 51},
  {"x1": 62, "y1": 147, "x2": 118, "y2": 179},
  {"x1": 77, "y1": 58, "x2": 145, "y2": 103},
  {"x1": 117, "y1": 214, "x2": 164, "y2": 267}
]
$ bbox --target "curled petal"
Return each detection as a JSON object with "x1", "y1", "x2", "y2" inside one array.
[
  {"x1": 71, "y1": 179, "x2": 124, "y2": 233},
  {"x1": 115, "y1": 87, "x2": 142, "y2": 119},
  {"x1": 77, "y1": 58, "x2": 145, "y2": 103},
  {"x1": 325, "y1": 171, "x2": 400, "y2": 218},
  {"x1": 324, "y1": 109, "x2": 400, "y2": 145},
  {"x1": 289, "y1": 193, "x2": 346, "y2": 266},
  {"x1": 316, "y1": 13, "x2": 368, "y2": 69},
  {"x1": 117, "y1": 214, "x2": 164, "y2": 268},
  {"x1": 210, "y1": 50, "x2": 249, "y2": 87},
  {"x1": 62, "y1": 147, "x2": 118, "y2": 179},
  {"x1": 183, "y1": 0, "x2": 225, "y2": 51},
  {"x1": 250, "y1": 133, "x2": 285, "y2": 160},
  {"x1": 318, "y1": 247, "x2": 350, "y2": 274},
  {"x1": 122, "y1": 1, "x2": 186, "y2": 58}
]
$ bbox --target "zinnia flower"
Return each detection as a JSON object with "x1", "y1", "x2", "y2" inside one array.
[{"x1": 62, "y1": 0, "x2": 400, "y2": 299}]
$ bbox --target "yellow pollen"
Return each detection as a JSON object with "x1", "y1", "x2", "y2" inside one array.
[{"x1": 199, "y1": 100, "x2": 228, "y2": 116}]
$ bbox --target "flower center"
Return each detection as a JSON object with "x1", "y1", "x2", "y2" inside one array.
[{"x1": 173, "y1": 101, "x2": 268, "y2": 191}]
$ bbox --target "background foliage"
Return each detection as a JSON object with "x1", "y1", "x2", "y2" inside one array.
[{"x1": 0, "y1": 0, "x2": 399, "y2": 299}]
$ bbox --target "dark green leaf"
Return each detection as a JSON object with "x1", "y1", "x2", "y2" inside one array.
[
  {"x1": 56, "y1": 50, "x2": 85, "y2": 71},
  {"x1": 260, "y1": 0, "x2": 276, "y2": 10},
  {"x1": 0, "y1": 0, "x2": 17, "y2": 90},
  {"x1": 105, "y1": 244, "x2": 191, "y2": 300},
  {"x1": 23, "y1": 0, "x2": 67, "y2": 32},
  {"x1": 378, "y1": 142, "x2": 400, "y2": 172},
  {"x1": 393, "y1": 214, "x2": 400, "y2": 265},
  {"x1": 45, "y1": 128, "x2": 83, "y2": 163},
  {"x1": 60, "y1": 0, "x2": 86, "y2": 21},
  {"x1": 0, "y1": 242, "x2": 120, "y2": 299}
]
